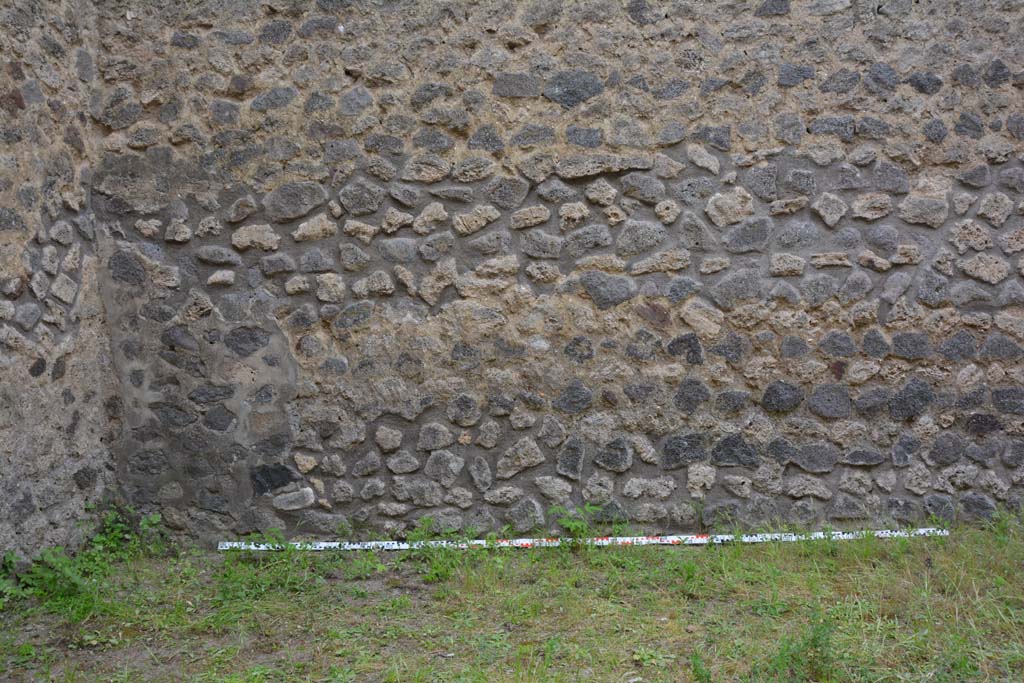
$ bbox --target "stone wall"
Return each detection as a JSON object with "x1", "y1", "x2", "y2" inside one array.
[
  {"x1": 0, "y1": 1, "x2": 121, "y2": 559},
  {"x1": 3, "y1": 0, "x2": 1024, "y2": 551}
]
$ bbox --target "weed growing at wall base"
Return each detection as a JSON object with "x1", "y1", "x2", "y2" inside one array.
[{"x1": 1, "y1": 507, "x2": 163, "y2": 622}]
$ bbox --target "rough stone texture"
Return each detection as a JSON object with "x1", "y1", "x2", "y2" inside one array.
[{"x1": 3, "y1": 1, "x2": 1024, "y2": 555}]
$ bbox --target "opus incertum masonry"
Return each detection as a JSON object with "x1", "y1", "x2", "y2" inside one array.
[{"x1": 2, "y1": 0, "x2": 1024, "y2": 558}]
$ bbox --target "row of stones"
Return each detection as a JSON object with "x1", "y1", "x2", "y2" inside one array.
[
  {"x1": 112, "y1": 152, "x2": 1024, "y2": 316},
  {"x1": 108, "y1": 70, "x2": 1024, "y2": 154},
  {"x1": 119, "y1": 7, "x2": 1024, "y2": 157},
  {"x1": 264, "y1": 422, "x2": 1020, "y2": 533},
  {"x1": 168, "y1": 14, "x2": 1022, "y2": 103},
  {"x1": 267, "y1": 487, "x2": 1012, "y2": 536},
  {"x1": 149, "y1": 292, "x2": 1024, "y2": 379},
  {"x1": 290, "y1": 415, "x2": 1024, "y2": 478}
]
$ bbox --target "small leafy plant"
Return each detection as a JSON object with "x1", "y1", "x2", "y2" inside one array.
[{"x1": 2, "y1": 506, "x2": 164, "y2": 621}]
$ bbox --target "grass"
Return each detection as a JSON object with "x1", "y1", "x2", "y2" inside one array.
[{"x1": 1, "y1": 510, "x2": 1023, "y2": 682}]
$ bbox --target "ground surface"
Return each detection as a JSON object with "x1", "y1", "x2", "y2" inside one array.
[{"x1": 2, "y1": 515, "x2": 1023, "y2": 682}]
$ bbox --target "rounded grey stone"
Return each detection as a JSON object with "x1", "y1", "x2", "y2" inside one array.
[
  {"x1": 808, "y1": 384, "x2": 852, "y2": 419},
  {"x1": 594, "y1": 436, "x2": 633, "y2": 473},
  {"x1": 660, "y1": 433, "x2": 707, "y2": 470},
  {"x1": 579, "y1": 271, "x2": 637, "y2": 310},
  {"x1": 791, "y1": 442, "x2": 840, "y2": 473},
  {"x1": 262, "y1": 182, "x2": 327, "y2": 223},
  {"x1": 543, "y1": 70, "x2": 604, "y2": 108},
  {"x1": 761, "y1": 381, "x2": 803, "y2": 413}
]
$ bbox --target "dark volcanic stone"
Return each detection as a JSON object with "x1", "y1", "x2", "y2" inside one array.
[
  {"x1": 556, "y1": 436, "x2": 585, "y2": 480},
  {"x1": 339, "y1": 180, "x2": 385, "y2": 216},
  {"x1": 564, "y1": 336, "x2": 594, "y2": 363},
  {"x1": 873, "y1": 160, "x2": 910, "y2": 194},
  {"x1": 791, "y1": 442, "x2": 839, "y2": 473},
  {"x1": 979, "y1": 333, "x2": 1022, "y2": 362},
  {"x1": 197, "y1": 246, "x2": 242, "y2": 266},
  {"x1": 828, "y1": 495, "x2": 868, "y2": 521},
  {"x1": 710, "y1": 433, "x2": 760, "y2": 467},
  {"x1": 709, "y1": 332, "x2": 749, "y2": 364},
  {"x1": 888, "y1": 378, "x2": 934, "y2": 421},
  {"x1": 1003, "y1": 441, "x2": 1024, "y2": 468},
  {"x1": 334, "y1": 301, "x2": 373, "y2": 330},
  {"x1": 958, "y1": 165, "x2": 991, "y2": 188},
  {"x1": 778, "y1": 63, "x2": 814, "y2": 87},
  {"x1": 493, "y1": 72, "x2": 540, "y2": 98},
  {"x1": 955, "y1": 112, "x2": 984, "y2": 139},
  {"x1": 923, "y1": 118, "x2": 948, "y2": 143},
  {"x1": 0, "y1": 208, "x2": 26, "y2": 232},
  {"x1": 784, "y1": 168, "x2": 817, "y2": 195},
  {"x1": 864, "y1": 62, "x2": 899, "y2": 93},
  {"x1": 891, "y1": 332, "x2": 932, "y2": 360},
  {"x1": 841, "y1": 449, "x2": 885, "y2": 466},
  {"x1": 780, "y1": 335, "x2": 809, "y2": 358},
  {"x1": 928, "y1": 432, "x2": 965, "y2": 466},
  {"x1": 723, "y1": 217, "x2": 771, "y2": 253},
  {"x1": 754, "y1": 0, "x2": 789, "y2": 16},
  {"x1": 661, "y1": 433, "x2": 707, "y2": 470},
  {"x1": 715, "y1": 391, "x2": 749, "y2": 414},
  {"x1": 960, "y1": 492, "x2": 996, "y2": 520},
  {"x1": 673, "y1": 378, "x2": 710, "y2": 414},
  {"x1": 964, "y1": 413, "x2": 1003, "y2": 437},
  {"x1": 862, "y1": 328, "x2": 891, "y2": 357},
  {"x1": 594, "y1": 436, "x2": 633, "y2": 472},
  {"x1": 108, "y1": 250, "x2": 147, "y2": 285},
  {"x1": 567, "y1": 125, "x2": 603, "y2": 148},
  {"x1": 620, "y1": 174, "x2": 666, "y2": 205},
  {"x1": 447, "y1": 393, "x2": 481, "y2": 427},
  {"x1": 665, "y1": 276, "x2": 702, "y2": 303},
  {"x1": 887, "y1": 499, "x2": 921, "y2": 524},
  {"x1": 710, "y1": 268, "x2": 763, "y2": 309},
  {"x1": 938, "y1": 330, "x2": 976, "y2": 361},
  {"x1": 262, "y1": 182, "x2": 327, "y2": 222},
  {"x1": 203, "y1": 405, "x2": 236, "y2": 432},
  {"x1": 188, "y1": 385, "x2": 234, "y2": 404},
  {"x1": 695, "y1": 125, "x2": 732, "y2": 151},
  {"x1": 854, "y1": 387, "x2": 891, "y2": 416},
  {"x1": 161, "y1": 325, "x2": 199, "y2": 352},
  {"x1": 150, "y1": 402, "x2": 196, "y2": 428},
  {"x1": 820, "y1": 68, "x2": 860, "y2": 93},
  {"x1": 808, "y1": 384, "x2": 852, "y2": 419},
  {"x1": 983, "y1": 59, "x2": 1011, "y2": 88},
  {"x1": 543, "y1": 70, "x2": 604, "y2": 108},
  {"x1": 553, "y1": 380, "x2": 593, "y2": 414},
  {"x1": 744, "y1": 165, "x2": 777, "y2": 201},
  {"x1": 819, "y1": 331, "x2": 857, "y2": 357},
  {"x1": 579, "y1": 271, "x2": 637, "y2": 310},
  {"x1": 483, "y1": 176, "x2": 530, "y2": 209},
  {"x1": 468, "y1": 125, "x2": 504, "y2": 152},
  {"x1": 923, "y1": 494, "x2": 955, "y2": 522},
  {"x1": 891, "y1": 433, "x2": 920, "y2": 467},
  {"x1": 666, "y1": 333, "x2": 703, "y2": 364},
  {"x1": 992, "y1": 387, "x2": 1024, "y2": 415},
  {"x1": 761, "y1": 381, "x2": 803, "y2": 413},
  {"x1": 907, "y1": 71, "x2": 943, "y2": 95},
  {"x1": 767, "y1": 438, "x2": 796, "y2": 464},
  {"x1": 251, "y1": 86, "x2": 297, "y2": 111},
  {"x1": 809, "y1": 116, "x2": 855, "y2": 142},
  {"x1": 251, "y1": 463, "x2": 297, "y2": 495},
  {"x1": 224, "y1": 326, "x2": 271, "y2": 357}
]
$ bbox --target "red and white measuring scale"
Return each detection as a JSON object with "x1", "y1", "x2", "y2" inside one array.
[{"x1": 219, "y1": 527, "x2": 949, "y2": 552}]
